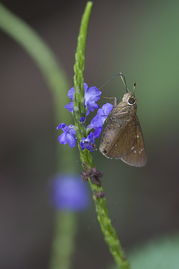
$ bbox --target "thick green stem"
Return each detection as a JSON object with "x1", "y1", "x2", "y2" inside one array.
[
  {"x1": 73, "y1": 2, "x2": 130, "y2": 268},
  {"x1": 0, "y1": 4, "x2": 77, "y2": 269}
]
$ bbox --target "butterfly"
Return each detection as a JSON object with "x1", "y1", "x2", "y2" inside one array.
[{"x1": 99, "y1": 74, "x2": 147, "y2": 167}]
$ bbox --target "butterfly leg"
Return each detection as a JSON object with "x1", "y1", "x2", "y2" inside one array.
[{"x1": 103, "y1": 97, "x2": 117, "y2": 107}]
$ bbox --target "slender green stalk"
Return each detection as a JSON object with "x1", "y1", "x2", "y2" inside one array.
[
  {"x1": 50, "y1": 212, "x2": 77, "y2": 269},
  {"x1": 73, "y1": 2, "x2": 130, "y2": 268},
  {"x1": 0, "y1": 4, "x2": 77, "y2": 269}
]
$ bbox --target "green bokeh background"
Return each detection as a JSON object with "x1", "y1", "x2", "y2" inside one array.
[{"x1": 0, "y1": 1, "x2": 179, "y2": 269}]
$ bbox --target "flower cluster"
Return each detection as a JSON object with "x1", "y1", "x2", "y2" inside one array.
[
  {"x1": 64, "y1": 83, "x2": 101, "y2": 115},
  {"x1": 57, "y1": 83, "x2": 113, "y2": 151}
]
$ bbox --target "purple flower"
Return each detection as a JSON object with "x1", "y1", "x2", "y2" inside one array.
[
  {"x1": 80, "y1": 127, "x2": 102, "y2": 151},
  {"x1": 65, "y1": 83, "x2": 101, "y2": 115},
  {"x1": 52, "y1": 174, "x2": 90, "y2": 211},
  {"x1": 80, "y1": 132, "x2": 95, "y2": 151},
  {"x1": 93, "y1": 127, "x2": 103, "y2": 138},
  {"x1": 57, "y1": 123, "x2": 76, "y2": 148},
  {"x1": 88, "y1": 103, "x2": 113, "y2": 129},
  {"x1": 64, "y1": 87, "x2": 75, "y2": 112},
  {"x1": 67, "y1": 87, "x2": 75, "y2": 100},
  {"x1": 64, "y1": 102, "x2": 74, "y2": 112},
  {"x1": 57, "y1": 83, "x2": 114, "y2": 152},
  {"x1": 84, "y1": 83, "x2": 101, "y2": 115},
  {"x1": 80, "y1": 116, "x2": 86, "y2": 123}
]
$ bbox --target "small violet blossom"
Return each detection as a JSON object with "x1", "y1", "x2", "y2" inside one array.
[
  {"x1": 88, "y1": 103, "x2": 113, "y2": 129},
  {"x1": 57, "y1": 123, "x2": 76, "y2": 148},
  {"x1": 80, "y1": 127, "x2": 102, "y2": 151},
  {"x1": 52, "y1": 174, "x2": 90, "y2": 211},
  {"x1": 64, "y1": 83, "x2": 102, "y2": 115},
  {"x1": 57, "y1": 84, "x2": 114, "y2": 152},
  {"x1": 79, "y1": 103, "x2": 113, "y2": 151}
]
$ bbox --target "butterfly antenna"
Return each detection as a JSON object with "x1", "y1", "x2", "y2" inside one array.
[
  {"x1": 99, "y1": 75, "x2": 118, "y2": 89},
  {"x1": 118, "y1": 72, "x2": 128, "y2": 93},
  {"x1": 99, "y1": 72, "x2": 129, "y2": 93}
]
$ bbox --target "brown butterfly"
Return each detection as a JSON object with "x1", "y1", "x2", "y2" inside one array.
[{"x1": 99, "y1": 73, "x2": 147, "y2": 167}]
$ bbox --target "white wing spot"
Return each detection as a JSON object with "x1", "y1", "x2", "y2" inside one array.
[
  {"x1": 133, "y1": 150, "x2": 137, "y2": 154},
  {"x1": 131, "y1": 146, "x2": 135, "y2": 150},
  {"x1": 136, "y1": 135, "x2": 139, "y2": 139},
  {"x1": 139, "y1": 148, "x2": 144, "y2": 154}
]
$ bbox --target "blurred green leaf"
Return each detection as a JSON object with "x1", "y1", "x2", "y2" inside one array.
[{"x1": 111, "y1": 234, "x2": 179, "y2": 269}]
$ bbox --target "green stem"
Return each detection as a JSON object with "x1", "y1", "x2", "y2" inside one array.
[
  {"x1": 73, "y1": 2, "x2": 130, "y2": 269},
  {"x1": 50, "y1": 212, "x2": 77, "y2": 269},
  {"x1": 0, "y1": 4, "x2": 77, "y2": 269}
]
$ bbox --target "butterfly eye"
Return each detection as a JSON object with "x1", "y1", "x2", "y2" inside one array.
[{"x1": 128, "y1": 97, "x2": 135, "y2": 105}]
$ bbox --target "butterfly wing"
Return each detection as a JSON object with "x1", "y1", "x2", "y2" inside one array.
[
  {"x1": 120, "y1": 117, "x2": 147, "y2": 167},
  {"x1": 99, "y1": 116, "x2": 147, "y2": 167}
]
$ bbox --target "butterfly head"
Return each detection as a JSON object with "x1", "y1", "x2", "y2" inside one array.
[{"x1": 122, "y1": 92, "x2": 136, "y2": 106}]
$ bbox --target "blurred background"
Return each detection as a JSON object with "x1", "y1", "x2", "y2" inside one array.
[{"x1": 0, "y1": 0, "x2": 179, "y2": 268}]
